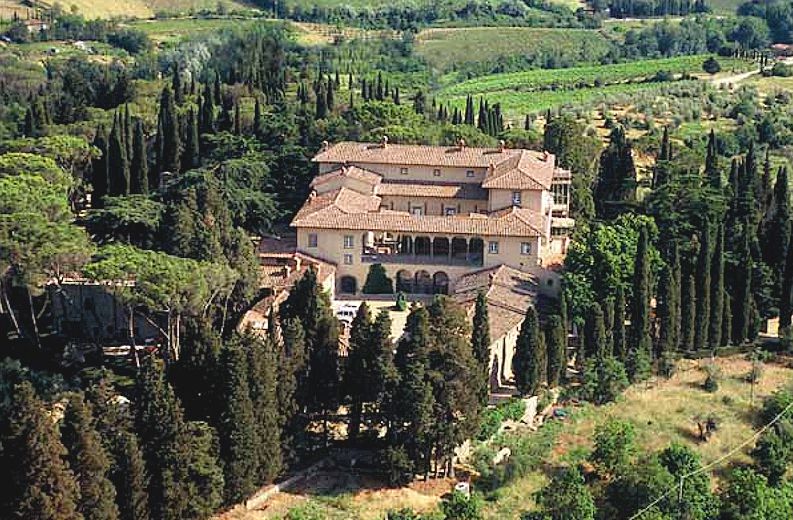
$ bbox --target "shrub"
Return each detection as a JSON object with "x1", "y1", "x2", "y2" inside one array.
[
  {"x1": 395, "y1": 291, "x2": 407, "y2": 311},
  {"x1": 703, "y1": 57, "x2": 721, "y2": 75},
  {"x1": 383, "y1": 446, "x2": 414, "y2": 487},
  {"x1": 702, "y1": 362, "x2": 721, "y2": 393},
  {"x1": 440, "y1": 491, "x2": 483, "y2": 520},
  {"x1": 580, "y1": 356, "x2": 629, "y2": 405},
  {"x1": 363, "y1": 263, "x2": 393, "y2": 294},
  {"x1": 591, "y1": 419, "x2": 637, "y2": 476}
]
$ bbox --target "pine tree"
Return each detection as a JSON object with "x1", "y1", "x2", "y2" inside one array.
[
  {"x1": 471, "y1": 291, "x2": 491, "y2": 406},
  {"x1": 155, "y1": 86, "x2": 181, "y2": 174},
  {"x1": 709, "y1": 224, "x2": 725, "y2": 349},
  {"x1": 513, "y1": 305, "x2": 544, "y2": 396},
  {"x1": 613, "y1": 284, "x2": 627, "y2": 361},
  {"x1": 61, "y1": 394, "x2": 120, "y2": 520},
  {"x1": 2, "y1": 382, "x2": 81, "y2": 520},
  {"x1": 345, "y1": 302, "x2": 374, "y2": 441},
  {"x1": 91, "y1": 124, "x2": 109, "y2": 208},
  {"x1": 108, "y1": 113, "x2": 130, "y2": 196},
  {"x1": 181, "y1": 107, "x2": 199, "y2": 172},
  {"x1": 130, "y1": 119, "x2": 148, "y2": 194},
  {"x1": 546, "y1": 315, "x2": 566, "y2": 387},
  {"x1": 695, "y1": 220, "x2": 712, "y2": 351}
]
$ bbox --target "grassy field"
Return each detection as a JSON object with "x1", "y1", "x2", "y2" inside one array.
[
  {"x1": 127, "y1": 17, "x2": 256, "y2": 43},
  {"x1": 214, "y1": 355, "x2": 793, "y2": 519},
  {"x1": 416, "y1": 27, "x2": 613, "y2": 73}
]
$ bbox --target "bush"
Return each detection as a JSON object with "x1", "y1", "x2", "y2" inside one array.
[
  {"x1": 703, "y1": 57, "x2": 721, "y2": 75},
  {"x1": 476, "y1": 399, "x2": 526, "y2": 440},
  {"x1": 440, "y1": 491, "x2": 484, "y2": 520},
  {"x1": 702, "y1": 362, "x2": 721, "y2": 393},
  {"x1": 395, "y1": 291, "x2": 407, "y2": 311},
  {"x1": 591, "y1": 419, "x2": 637, "y2": 476},
  {"x1": 383, "y1": 446, "x2": 414, "y2": 487},
  {"x1": 363, "y1": 263, "x2": 393, "y2": 294},
  {"x1": 580, "y1": 356, "x2": 629, "y2": 405}
]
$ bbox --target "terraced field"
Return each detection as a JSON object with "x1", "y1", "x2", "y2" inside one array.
[{"x1": 416, "y1": 27, "x2": 613, "y2": 73}]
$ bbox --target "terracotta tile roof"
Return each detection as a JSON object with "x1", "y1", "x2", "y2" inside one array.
[
  {"x1": 453, "y1": 265, "x2": 541, "y2": 340},
  {"x1": 313, "y1": 141, "x2": 528, "y2": 168},
  {"x1": 291, "y1": 190, "x2": 546, "y2": 238},
  {"x1": 310, "y1": 165, "x2": 382, "y2": 189},
  {"x1": 481, "y1": 151, "x2": 555, "y2": 190},
  {"x1": 376, "y1": 180, "x2": 487, "y2": 200}
]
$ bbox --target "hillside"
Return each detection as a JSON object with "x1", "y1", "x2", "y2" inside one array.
[{"x1": 0, "y1": 0, "x2": 253, "y2": 20}]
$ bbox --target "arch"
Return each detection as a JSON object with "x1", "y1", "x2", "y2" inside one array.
[
  {"x1": 415, "y1": 270, "x2": 432, "y2": 294},
  {"x1": 415, "y1": 236, "x2": 431, "y2": 257},
  {"x1": 340, "y1": 276, "x2": 357, "y2": 294},
  {"x1": 432, "y1": 237, "x2": 450, "y2": 260},
  {"x1": 396, "y1": 269, "x2": 413, "y2": 293},
  {"x1": 451, "y1": 237, "x2": 468, "y2": 261},
  {"x1": 469, "y1": 237, "x2": 484, "y2": 266},
  {"x1": 399, "y1": 235, "x2": 413, "y2": 256},
  {"x1": 433, "y1": 271, "x2": 449, "y2": 295}
]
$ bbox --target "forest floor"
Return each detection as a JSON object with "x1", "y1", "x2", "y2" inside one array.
[{"x1": 216, "y1": 354, "x2": 793, "y2": 519}]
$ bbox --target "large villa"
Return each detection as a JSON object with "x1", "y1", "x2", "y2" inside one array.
[{"x1": 290, "y1": 138, "x2": 575, "y2": 296}]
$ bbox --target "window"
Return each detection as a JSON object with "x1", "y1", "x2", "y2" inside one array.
[
  {"x1": 411, "y1": 206, "x2": 424, "y2": 215},
  {"x1": 512, "y1": 191, "x2": 522, "y2": 206},
  {"x1": 343, "y1": 235, "x2": 354, "y2": 249},
  {"x1": 552, "y1": 183, "x2": 569, "y2": 206},
  {"x1": 308, "y1": 233, "x2": 318, "y2": 248},
  {"x1": 344, "y1": 254, "x2": 353, "y2": 265},
  {"x1": 445, "y1": 207, "x2": 457, "y2": 216},
  {"x1": 433, "y1": 168, "x2": 441, "y2": 177},
  {"x1": 466, "y1": 170, "x2": 475, "y2": 178},
  {"x1": 488, "y1": 241, "x2": 499, "y2": 254},
  {"x1": 521, "y1": 242, "x2": 532, "y2": 255},
  {"x1": 400, "y1": 167, "x2": 408, "y2": 175}
]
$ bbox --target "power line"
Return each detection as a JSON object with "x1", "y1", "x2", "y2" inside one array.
[{"x1": 630, "y1": 397, "x2": 793, "y2": 519}]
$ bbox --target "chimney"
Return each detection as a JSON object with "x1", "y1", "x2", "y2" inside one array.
[
  {"x1": 381, "y1": 135, "x2": 389, "y2": 148},
  {"x1": 543, "y1": 150, "x2": 550, "y2": 161},
  {"x1": 321, "y1": 140, "x2": 330, "y2": 151},
  {"x1": 499, "y1": 140, "x2": 506, "y2": 152},
  {"x1": 458, "y1": 138, "x2": 466, "y2": 150},
  {"x1": 308, "y1": 190, "x2": 317, "y2": 201},
  {"x1": 488, "y1": 162, "x2": 494, "y2": 175}
]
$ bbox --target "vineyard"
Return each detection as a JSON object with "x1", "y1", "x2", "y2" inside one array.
[
  {"x1": 416, "y1": 27, "x2": 612, "y2": 73},
  {"x1": 438, "y1": 54, "x2": 753, "y2": 98}
]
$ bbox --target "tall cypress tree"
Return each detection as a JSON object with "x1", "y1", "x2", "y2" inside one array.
[
  {"x1": 595, "y1": 125, "x2": 637, "y2": 218},
  {"x1": 513, "y1": 305, "x2": 544, "y2": 396},
  {"x1": 113, "y1": 432, "x2": 149, "y2": 520},
  {"x1": 631, "y1": 227, "x2": 652, "y2": 354},
  {"x1": 694, "y1": 220, "x2": 712, "y2": 351},
  {"x1": 181, "y1": 107, "x2": 199, "y2": 172},
  {"x1": 733, "y1": 218, "x2": 754, "y2": 344},
  {"x1": 233, "y1": 102, "x2": 241, "y2": 135},
  {"x1": 709, "y1": 224, "x2": 725, "y2": 349},
  {"x1": 130, "y1": 119, "x2": 148, "y2": 194},
  {"x1": 613, "y1": 284, "x2": 627, "y2": 361},
  {"x1": 1, "y1": 382, "x2": 81, "y2": 520},
  {"x1": 681, "y1": 272, "x2": 696, "y2": 351},
  {"x1": 345, "y1": 302, "x2": 374, "y2": 441},
  {"x1": 245, "y1": 334, "x2": 282, "y2": 484},
  {"x1": 91, "y1": 124, "x2": 109, "y2": 208},
  {"x1": 546, "y1": 315, "x2": 566, "y2": 387},
  {"x1": 765, "y1": 167, "x2": 790, "y2": 292},
  {"x1": 135, "y1": 357, "x2": 193, "y2": 520},
  {"x1": 108, "y1": 113, "x2": 130, "y2": 196},
  {"x1": 253, "y1": 98, "x2": 263, "y2": 138},
  {"x1": 705, "y1": 129, "x2": 721, "y2": 190},
  {"x1": 780, "y1": 225, "x2": 793, "y2": 337},
  {"x1": 156, "y1": 86, "x2": 181, "y2": 174},
  {"x1": 172, "y1": 66, "x2": 183, "y2": 105},
  {"x1": 277, "y1": 318, "x2": 305, "y2": 463},
  {"x1": 61, "y1": 394, "x2": 120, "y2": 520},
  {"x1": 669, "y1": 242, "x2": 682, "y2": 350},
  {"x1": 200, "y1": 81, "x2": 215, "y2": 134},
  {"x1": 584, "y1": 303, "x2": 608, "y2": 360},
  {"x1": 218, "y1": 337, "x2": 258, "y2": 504},
  {"x1": 471, "y1": 291, "x2": 491, "y2": 406},
  {"x1": 656, "y1": 262, "x2": 676, "y2": 357}
]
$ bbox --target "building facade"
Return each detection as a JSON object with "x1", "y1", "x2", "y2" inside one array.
[{"x1": 291, "y1": 139, "x2": 573, "y2": 296}]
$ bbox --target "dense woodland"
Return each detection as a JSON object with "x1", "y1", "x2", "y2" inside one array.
[{"x1": 6, "y1": 0, "x2": 793, "y2": 517}]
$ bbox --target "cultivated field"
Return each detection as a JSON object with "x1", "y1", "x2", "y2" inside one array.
[
  {"x1": 0, "y1": 0, "x2": 253, "y2": 20},
  {"x1": 416, "y1": 27, "x2": 612, "y2": 73}
]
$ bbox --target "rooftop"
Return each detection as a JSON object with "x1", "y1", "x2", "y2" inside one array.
[{"x1": 291, "y1": 187, "x2": 546, "y2": 237}]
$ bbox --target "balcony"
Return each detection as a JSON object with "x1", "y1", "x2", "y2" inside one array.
[{"x1": 360, "y1": 233, "x2": 484, "y2": 268}]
